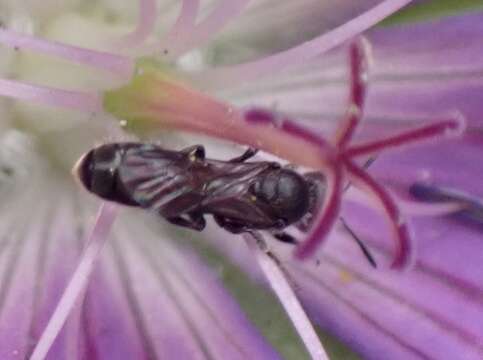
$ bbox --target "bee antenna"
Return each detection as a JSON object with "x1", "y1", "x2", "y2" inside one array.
[{"x1": 340, "y1": 218, "x2": 377, "y2": 268}]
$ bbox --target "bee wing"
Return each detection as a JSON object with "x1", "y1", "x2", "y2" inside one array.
[
  {"x1": 200, "y1": 178, "x2": 277, "y2": 227},
  {"x1": 117, "y1": 146, "x2": 202, "y2": 216}
]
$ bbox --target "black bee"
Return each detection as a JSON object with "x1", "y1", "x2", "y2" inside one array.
[
  {"x1": 75, "y1": 142, "x2": 377, "y2": 266},
  {"x1": 75, "y1": 142, "x2": 324, "y2": 244}
]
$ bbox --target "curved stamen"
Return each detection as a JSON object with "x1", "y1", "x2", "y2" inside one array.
[
  {"x1": 244, "y1": 232, "x2": 330, "y2": 360},
  {"x1": 344, "y1": 159, "x2": 412, "y2": 269},
  {"x1": 335, "y1": 38, "x2": 370, "y2": 148},
  {"x1": 0, "y1": 28, "x2": 133, "y2": 77},
  {"x1": 410, "y1": 182, "x2": 483, "y2": 225},
  {"x1": 0, "y1": 78, "x2": 103, "y2": 112},
  {"x1": 347, "y1": 187, "x2": 465, "y2": 217},
  {"x1": 166, "y1": 0, "x2": 250, "y2": 58},
  {"x1": 113, "y1": 0, "x2": 158, "y2": 48},
  {"x1": 30, "y1": 203, "x2": 118, "y2": 360},
  {"x1": 295, "y1": 163, "x2": 343, "y2": 260},
  {"x1": 345, "y1": 115, "x2": 465, "y2": 158},
  {"x1": 192, "y1": 0, "x2": 414, "y2": 88},
  {"x1": 399, "y1": 200, "x2": 465, "y2": 217},
  {"x1": 155, "y1": 0, "x2": 200, "y2": 51}
]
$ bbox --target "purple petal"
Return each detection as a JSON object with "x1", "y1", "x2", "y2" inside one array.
[
  {"x1": 0, "y1": 182, "x2": 281, "y2": 359},
  {"x1": 289, "y1": 232, "x2": 483, "y2": 360},
  {"x1": 207, "y1": 10, "x2": 483, "y2": 352},
  {"x1": 369, "y1": 12, "x2": 483, "y2": 71},
  {"x1": 227, "y1": 12, "x2": 483, "y2": 136},
  {"x1": 206, "y1": 198, "x2": 483, "y2": 359},
  {"x1": 112, "y1": 219, "x2": 281, "y2": 360},
  {"x1": 298, "y1": 14, "x2": 483, "y2": 358}
]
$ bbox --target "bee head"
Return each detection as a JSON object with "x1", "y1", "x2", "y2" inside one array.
[{"x1": 74, "y1": 143, "x2": 122, "y2": 201}]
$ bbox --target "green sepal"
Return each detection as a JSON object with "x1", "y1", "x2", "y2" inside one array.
[{"x1": 102, "y1": 57, "x2": 177, "y2": 132}]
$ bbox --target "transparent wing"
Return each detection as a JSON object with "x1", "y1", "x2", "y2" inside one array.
[{"x1": 117, "y1": 145, "x2": 202, "y2": 216}]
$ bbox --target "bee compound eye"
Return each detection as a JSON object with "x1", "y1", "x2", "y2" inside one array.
[
  {"x1": 82, "y1": 144, "x2": 121, "y2": 199},
  {"x1": 91, "y1": 166, "x2": 116, "y2": 197}
]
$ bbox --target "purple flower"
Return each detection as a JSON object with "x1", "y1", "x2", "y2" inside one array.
[{"x1": 0, "y1": 1, "x2": 481, "y2": 360}]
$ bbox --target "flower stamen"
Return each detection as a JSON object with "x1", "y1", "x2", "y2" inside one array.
[
  {"x1": 0, "y1": 77, "x2": 102, "y2": 112},
  {"x1": 166, "y1": 0, "x2": 251, "y2": 58},
  {"x1": 244, "y1": 232, "x2": 329, "y2": 360},
  {"x1": 30, "y1": 203, "x2": 118, "y2": 360},
  {"x1": 0, "y1": 28, "x2": 134, "y2": 77},
  {"x1": 335, "y1": 39, "x2": 370, "y2": 148},
  {"x1": 113, "y1": 0, "x2": 158, "y2": 48},
  {"x1": 345, "y1": 159, "x2": 412, "y2": 268},
  {"x1": 193, "y1": 0, "x2": 414, "y2": 89},
  {"x1": 152, "y1": 0, "x2": 200, "y2": 53},
  {"x1": 410, "y1": 183, "x2": 483, "y2": 225}
]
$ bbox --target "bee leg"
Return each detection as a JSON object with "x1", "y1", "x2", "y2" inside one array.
[
  {"x1": 181, "y1": 145, "x2": 205, "y2": 160},
  {"x1": 213, "y1": 215, "x2": 246, "y2": 233},
  {"x1": 167, "y1": 213, "x2": 206, "y2": 231},
  {"x1": 271, "y1": 232, "x2": 299, "y2": 245},
  {"x1": 229, "y1": 148, "x2": 258, "y2": 163}
]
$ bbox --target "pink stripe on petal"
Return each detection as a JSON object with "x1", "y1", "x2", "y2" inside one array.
[
  {"x1": 0, "y1": 213, "x2": 47, "y2": 359},
  {"x1": 80, "y1": 253, "x2": 148, "y2": 359},
  {"x1": 115, "y1": 221, "x2": 281, "y2": 360},
  {"x1": 288, "y1": 239, "x2": 483, "y2": 360},
  {"x1": 320, "y1": 237, "x2": 483, "y2": 353},
  {"x1": 113, "y1": 236, "x2": 208, "y2": 359}
]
